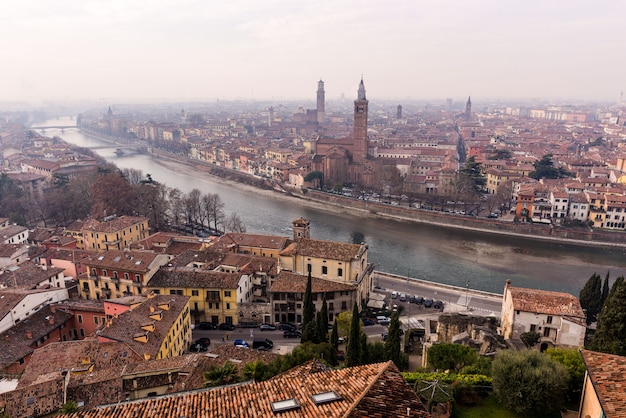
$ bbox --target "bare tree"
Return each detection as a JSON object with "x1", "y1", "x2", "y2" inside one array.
[{"x1": 224, "y1": 212, "x2": 246, "y2": 233}]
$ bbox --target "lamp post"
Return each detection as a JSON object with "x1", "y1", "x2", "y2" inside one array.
[{"x1": 465, "y1": 280, "x2": 470, "y2": 308}]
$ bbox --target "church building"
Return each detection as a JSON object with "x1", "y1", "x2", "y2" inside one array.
[{"x1": 313, "y1": 78, "x2": 381, "y2": 188}]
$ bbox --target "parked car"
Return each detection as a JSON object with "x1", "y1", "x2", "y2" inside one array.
[
  {"x1": 376, "y1": 316, "x2": 390, "y2": 326},
  {"x1": 278, "y1": 323, "x2": 296, "y2": 331},
  {"x1": 408, "y1": 295, "x2": 416, "y2": 304},
  {"x1": 233, "y1": 339, "x2": 249, "y2": 348},
  {"x1": 399, "y1": 293, "x2": 407, "y2": 302},
  {"x1": 195, "y1": 337, "x2": 211, "y2": 347},
  {"x1": 415, "y1": 296, "x2": 424, "y2": 305},
  {"x1": 391, "y1": 291, "x2": 398, "y2": 299},
  {"x1": 424, "y1": 298, "x2": 433, "y2": 308},
  {"x1": 283, "y1": 330, "x2": 302, "y2": 338},
  {"x1": 259, "y1": 324, "x2": 276, "y2": 331},
  {"x1": 218, "y1": 323, "x2": 236, "y2": 331},
  {"x1": 362, "y1": 318, "x2": 376, "y2": 326},
  {"x1": 336, "y1": 350, "x2": 345, "y2": 361},
  {"x1": 197, "y1": 322, "x2": 216, "y2": 330},
  {"x1": 190, "y1": 343, "x2": 208, "y2": 352},
  {"x1": 252, "y1": 338, "x2": 273, "y2": 350},
  {"x1": 433, "y1": 300, "x2": 444, "y2": 310}
]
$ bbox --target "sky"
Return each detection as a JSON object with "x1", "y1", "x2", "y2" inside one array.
[{"x1": 2, "y1": 0, "x2": 625, "y2": 105}]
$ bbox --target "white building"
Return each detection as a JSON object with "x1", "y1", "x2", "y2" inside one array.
[{"x1": 500, "y1": 280, "x2": 586, "y2": 350}]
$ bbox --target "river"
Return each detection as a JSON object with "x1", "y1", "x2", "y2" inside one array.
[{"x1": 42, "y1": 116, "x2": 626, "y2": 296}]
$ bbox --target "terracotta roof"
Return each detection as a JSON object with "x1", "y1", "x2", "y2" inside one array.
[
  {"x1": 279, "y1": 238, "x2": 365, "y2": 261},
  {"x1": 270, "y1": 271, "x2": 356, "y2": 293},
  {"x1": 0, "y1": 261, "x2": 65, "y2": 289},
  {"x1": 63, "y1": 360, "x2": 429, "y2": 418},
  {"x1": 84, "y1": 250, "x2": 166, "y2": 272},
  {"x1": 97, "y1": 294, "x2": 190, "y2": 359},
  {"x1": 82, "y1": 216, "x2": 147, "y2": 233},
  {"x1": 0, "y1": 243, "x2": 26, "y2": 258},
  {"x1": 0, "y1": 304, "x2": 74, "y2": 370},
  {"x1": 17, "y1": 339, "x2": 143, "y2": 388},
  {"x1": 507, "y1": 285, "x2": 585, "y2": 324},
  {"x1": 219, "y1": 232, "x2": 289, "y2": 251},
  {"x1": 581, "y1": 350, "x2": 626, "y2": 417},
  {"x1": 148, "y1": 268, "x2": 241, "y2": 290}
]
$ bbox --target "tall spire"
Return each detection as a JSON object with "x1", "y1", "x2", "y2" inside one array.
[{"x1": 358, "y1": 77, "x2": 366, "y2": 101}]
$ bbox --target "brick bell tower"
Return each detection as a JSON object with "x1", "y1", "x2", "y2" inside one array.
[
  {"x1": 316, "y1": 79, "x2": 325, "y2": 124},
  {"x1": 353, "y1": 77, "x2": 368, "y2": 162}
]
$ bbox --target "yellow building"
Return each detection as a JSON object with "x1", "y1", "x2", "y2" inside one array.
[
  {"x1": 99, "y1": 293, "x2": 191, "y2": 360},
  {"x1": 80, "y1": 250, "x2": 171, "y2": 300},
  {"x1": 147, "y1": 267, "x2": 246, "y2": 327},
  {"x1": 279, "y1": 237, "x2": 373, "y2": 308},
  {"x1": 82, "y1": 215, "x2": 150, "y2": 251}
]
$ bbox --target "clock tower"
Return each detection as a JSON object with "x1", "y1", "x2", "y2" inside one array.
[{"x1": 353, "y1": 77, "x2": 368, "y2": 162}]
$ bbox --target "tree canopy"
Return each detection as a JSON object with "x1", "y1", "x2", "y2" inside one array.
[
  {"x1": 579, "y1": 273, "x2": 602, "y2": 325},
  {"x1": 529, "y1": 154, "x2": 572, "y2": 180},
  {"x1": 590, "y1": 277, "x2": 626, "y2": 355},
  {"x1": 492, "y1": 350, "x2": 568, "y2": 417},
  {"x1": 427, "y1": 343, "x2": 478, "y2": 373}
]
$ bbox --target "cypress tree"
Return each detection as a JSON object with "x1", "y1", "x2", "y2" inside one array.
[
  {"x1": 590, "y1": 278, "x2": 626, "y2": 355},
  {"x1": 301, "y1": 271, "x2": 316, "y2": 343},
  {"x1": 579, "y1": 273, "x2": 602, "y2": 325},
  {"x1": 601, "y1": 271, "x2": 610, "y2": 306},
  {"x1": 346, "y1": 302, "x2": 361, "y2": 366},
  {"x1": 384, "y1": 311, "x2": 402, "y2": 368},
  {"x1": 319, "y1": 296, "x2": 329, "y2": 342},
  {"x1": 302, "y1": 271, "x2": 315, "y2": 326},
  {"x1": 330, "y1": 320, "x2": 339, "y2": 349}
]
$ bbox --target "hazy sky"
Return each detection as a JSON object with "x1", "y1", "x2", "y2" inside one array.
[{"x1": 2, "y1": 0, "x2": 624, "y2": 104}]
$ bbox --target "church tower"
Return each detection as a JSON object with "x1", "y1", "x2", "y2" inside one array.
[
  {"x1": 465, "y1": 96, "x2": 472, "y2": 121},
  {"x1": 292, "y1": 217, "x2": 310, "y2": 240},
  {"x1": 353, "y1": 77, "x2": 369, "y2": 162},
  {"x1": 316, "y1": 80, "x2": 325, "y2": 124}
]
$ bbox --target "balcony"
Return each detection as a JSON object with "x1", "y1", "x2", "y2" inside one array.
[{"x1": 205, "y1": 295, "x2": 221, "y2": 302}]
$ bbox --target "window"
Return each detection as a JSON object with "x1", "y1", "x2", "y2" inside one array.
[
  {"x1": 192, "y1": 290, "x2": 199, "y2": 297},
  {"x1": 338, "y1": 268, "x2": 343, "y2": 277},
  {"x1": 224, "y1": 291, "x2": 231, "y2": 297},
  {"x1": 135, "y1": 274, "x2": 141, "y2": 282},
  {"x1": 543, "y1": 327, "x2": 551, "y2": 337},
  {"x1": 78, "y1": 314, "x2": 83, "y2": 323},
  {"x1": 113, "y1": 271, "x2": 119, "y2": 279},
  {"x1": 328, "y1": 302, "x2": 334, "y2": 311},
  {"x1": 91, "y1": 268, "x2": 97, "y2": 276},
  {"x1": 226, "y1": 303, "x2": 231, "y2": 310},
  {"x1": 322, "y1": 266, "x2": 328, "y2": 275},
  {"x1": 530, "y1": 324, "x2": 536, "y2": 332},
  {"x1": 124, "y1": 272, "x2": 130, "y2": 280},
  {"x1": 341, "y1": 301, "x2": 347, "y2": 310},
  {"x1": 94, "y1": 317, "x2": 99, "y2": 324},
  {"x1": 546, "y1": 315, "x2": 553, "y2": 324},
  {"x1": 102, "y1": 269, "x2": 107, "y2": 277}
]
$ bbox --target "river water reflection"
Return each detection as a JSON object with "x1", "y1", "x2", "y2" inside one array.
[{"x1": 46, "y1": 117, "x2": 626, "y2": 296}]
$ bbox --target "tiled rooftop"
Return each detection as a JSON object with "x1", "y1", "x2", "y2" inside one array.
[
  {"x1": 270, "y1": 271, "x2": 356, "y2": 293},
  {"x1": 507, "y1": 285, "x2": 585, "y2": 324},
  {"x1": 148, "y1": 268, "x2": 241, "y2": 289},
  {"x1": 63, "y1": 360, "x2": 429, "y2": 418},
  {"x1": 97, "y1": 294, "x2": 190, "y2": 359},
  {"x1": 581, "y1": 350, "x2": 626, "y2": 417},
  {"x1": 280, "y1": 238, "x2": 364, "y2": 261}
]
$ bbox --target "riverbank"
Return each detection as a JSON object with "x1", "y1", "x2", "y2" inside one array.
[
  {"x1": 150, "y1": 148, "x2": 626, "y2": 250},
  {"x1": 78, "y1": 130, "x2": 626, "y2": 250}
]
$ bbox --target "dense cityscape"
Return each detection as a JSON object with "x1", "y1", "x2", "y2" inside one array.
[{"x1": 0, "y1": 78, "x2": 625, "y2": 417}]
